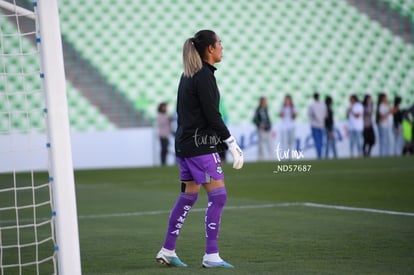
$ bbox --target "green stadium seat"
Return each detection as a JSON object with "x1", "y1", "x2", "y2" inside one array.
[{"x1": 3, "y1": 0, "x2": 413, "y2": 131}]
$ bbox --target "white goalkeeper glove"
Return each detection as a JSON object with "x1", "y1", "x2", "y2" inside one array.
[{"x1": 224, "y1": 135, "x2": 244, "y2": 169}]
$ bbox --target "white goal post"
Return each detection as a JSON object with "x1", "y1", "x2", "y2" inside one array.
[{"x1": 0, "y1": 0, "x2": 81, "y2": 274}]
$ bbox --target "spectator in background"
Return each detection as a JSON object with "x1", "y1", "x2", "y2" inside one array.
[
  {"x1": 279, "y1": 94, "x2": 297, "y2": 151},
  {"x1": 362, "y1": 94, "x2": 376, "y2": 157},
  {"x1": 253, "y1": 96, "x2": 273, "y2": 160},
  {"x1": 157, "y1": 102, "x2": 172, "y2": 165},
  {"x1": 376, "y1": 93, "x2": 392, "y2": 156},
  {"x1": 307, "y1": 92, "x2": 327, "y2": 159},
  {"x1": 392, "y1": 96, "x2": 403, "y2": 156},
  {"x1": 324, "y1": 96, "x2": 337, "y2": 158},
  {"x1": 401, "y1": 107, "x2": 413, "y2": 155},
  {"x1": 347, "y1": 94, "x2": 364, "y2": 157}
]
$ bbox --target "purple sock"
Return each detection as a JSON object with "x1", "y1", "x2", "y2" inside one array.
[
  {"x1": 163, "y1": 192, "x2": 198, "y2": 250},
  {"x1": 205, "y1": 187, "x2": 227, "y2": 254}
]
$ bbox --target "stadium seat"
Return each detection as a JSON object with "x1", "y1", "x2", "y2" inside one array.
[{"x1": 2, "y1": 0, "x2": 413, "y2": 131}]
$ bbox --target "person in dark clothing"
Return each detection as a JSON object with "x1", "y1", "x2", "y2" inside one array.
[
  {"x1": 392, "y1": 96, "x2": 403, "y2": 155},
  {"x1": 253, "y1": 96, "x2": 273, "y2": 160},
  {"x1": 324, "y1": 96, "x2": 337, "y2": 158},
  {"x1": 362, "y1": 94, "x2": 376, "y2": 157},
  {"x1": 156, "y1": 30, "x2": 243, "y2": 269}
]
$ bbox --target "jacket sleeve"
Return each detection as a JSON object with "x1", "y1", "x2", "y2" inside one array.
[{"x1": 195, "y1": 70, "x2": 231, "y2": 140}]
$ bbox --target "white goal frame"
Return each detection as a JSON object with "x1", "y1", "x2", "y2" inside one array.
[{"x1": 0, "y1": 0, "x2": 82, "y2": 274}]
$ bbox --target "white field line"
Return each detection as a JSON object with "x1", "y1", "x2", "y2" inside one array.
[
  {"x1": 302, "y1": 202, "x2": 414, "y2": 217},
  {"x1": 78, "y1": 202, "x2": 414, "y2": 219},
  {"x1": 2, "y1": 203, "x2": 412, "y2": 225}
]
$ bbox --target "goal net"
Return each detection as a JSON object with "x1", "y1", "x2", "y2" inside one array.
[{"x1": 0, "y1": 1, "x2": 81, "y2": 274}]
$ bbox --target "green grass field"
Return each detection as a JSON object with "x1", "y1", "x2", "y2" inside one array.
[
  {"x1": 72, "y1": 156, "x2": 414, "y2": 274},
  {"x1": 1, "y1": 156, "x2": 414, "y2": 274}
]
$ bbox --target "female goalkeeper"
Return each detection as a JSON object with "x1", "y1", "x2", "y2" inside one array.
[{"x1": 156, "y1": 30, "x2": 243, "y2": 268}]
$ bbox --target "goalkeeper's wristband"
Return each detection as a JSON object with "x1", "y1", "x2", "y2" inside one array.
[
  {"x1": 224, "y1": 135, "x2": 237, "y2": 149},
  {"x1": 224, "y1": 136, "x2": 244, "y2": 169}
]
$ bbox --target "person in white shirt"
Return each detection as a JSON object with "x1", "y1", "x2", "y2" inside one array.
[
  {"x1": 307, "y1": 92, "x2": 327, "y2": 159},
  {"x1": 157, "y1": 102, "x2": 172, "y2": 165},
  {"x1": 279, "y1": 94, "x2": 297, "y2": 152},
  {"x1": 347, "y1": 95, "x2": 364, "y2": 157},
  {"x1": 376, "y1": 93, "x2": 392, "y2": 156}
]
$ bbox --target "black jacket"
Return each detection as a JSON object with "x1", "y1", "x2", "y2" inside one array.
[
  {"x1": 175, "y1": 62, "x2": 230, "y2": 157},
  {"x1": 325, "y1": 106, "x2": 334, "y2": 132},
  {"x1": 253, "y1": 107, "x2": 271, "y2": 131}
]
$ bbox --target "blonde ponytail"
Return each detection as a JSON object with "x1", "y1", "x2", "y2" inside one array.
[{"x1": 183, "y1": 38, "x2": 202, "y2": 78}]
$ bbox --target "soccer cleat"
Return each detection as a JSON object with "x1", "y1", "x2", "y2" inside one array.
[
  {"x1": 202, "y1": 259, "x2": 234, "y2": 268},
  {"x1": 156, "y1": 250, "x2": 188, "y2": 267}
]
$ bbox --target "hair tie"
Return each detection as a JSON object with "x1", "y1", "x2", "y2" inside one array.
[{"x1": 190, "y1": 38, "x2": 195, "y2": 46}]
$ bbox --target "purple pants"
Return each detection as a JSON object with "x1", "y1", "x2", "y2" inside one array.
[{"x1": 176, "y1": 153, "x2": 224, "y2": 184}]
